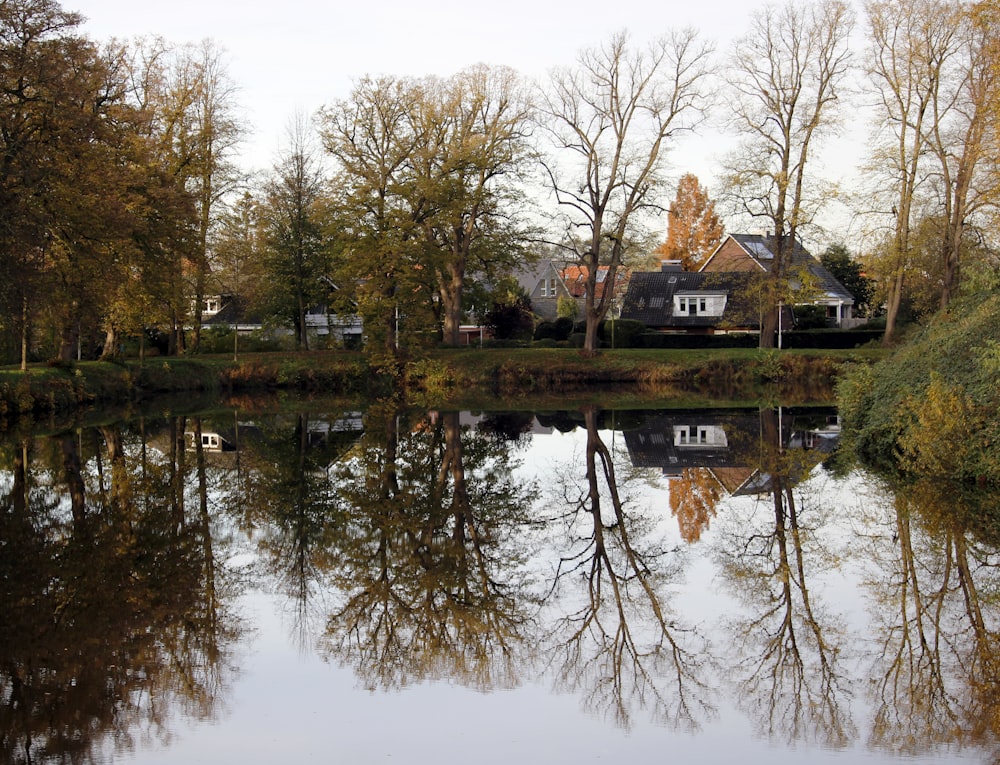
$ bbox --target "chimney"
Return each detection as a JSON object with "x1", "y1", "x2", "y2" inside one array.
[{"x1": 660, "y1": 259, "x2": 683, "y2": 272}]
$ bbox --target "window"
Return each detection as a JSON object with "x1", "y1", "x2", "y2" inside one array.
[
  {"x1": 675, "y1": 294, "x2": 727, "y2": 318},
  {"x1": 550, "y1": 278, "x2": 557, "y2": 296}
]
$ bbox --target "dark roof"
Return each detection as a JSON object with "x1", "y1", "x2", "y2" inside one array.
[
  {"x1": 203, "y1": 296, "x2": 264, "y2": 327},
  {"x1": 724, "y1": 234, "x2": 855, "y2": 304},
  {"x1": 620, "y1": 271, "x2": 769, "y2": 329}
]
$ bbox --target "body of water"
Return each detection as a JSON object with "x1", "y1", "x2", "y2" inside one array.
[{"x1": 2, "y1": 401, "x2": 998, "y2": 763}]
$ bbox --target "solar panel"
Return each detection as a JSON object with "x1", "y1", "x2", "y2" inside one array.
[{"x1": 747, "y1": 242, "x2": 773, "y2": 259}]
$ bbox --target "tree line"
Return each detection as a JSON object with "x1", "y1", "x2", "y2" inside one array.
[{"x1": 2, "y1": 0, "x2": 998, "y2": 365}]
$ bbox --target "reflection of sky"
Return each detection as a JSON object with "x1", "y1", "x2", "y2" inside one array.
[{"x1": 111, "y1": 421, "x2": 988, "y2": 765}]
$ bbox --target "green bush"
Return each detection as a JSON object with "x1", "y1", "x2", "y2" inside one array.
[
  {"x1": 600, "y1": 319, "x2": 645, "y2": 348},
  {"x1": 792, "y1": 304, "x2": 829, "y2": 330},
  {"x1": 534, "y1": 316, "x2": 574, "y2": 341},
  {"x1": 640, "y1": 333, "x2": 757, "y2": 349},
  {"x1": 781, "y1": 329, "x2": 883, "y2": 349},
  {"x1": 838, "y1": 291, "x2": 1000, "y2": 483}
]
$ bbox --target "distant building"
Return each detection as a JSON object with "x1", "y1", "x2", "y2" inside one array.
[{"x1": 701, "y1": 234, "x2": 858, "y2": 328}]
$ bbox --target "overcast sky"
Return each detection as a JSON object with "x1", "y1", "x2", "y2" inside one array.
[{"x1": 69, "y1": 0, "x2": 867, "y2": 243}]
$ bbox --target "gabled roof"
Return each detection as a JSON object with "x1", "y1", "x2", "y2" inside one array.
[
  {"x1": 620, "y1": 271, "x2": 763, "y2": 329},
  {"x1": 703, "y1": 234, "x2": 855, "y2": 304},
  {"x1": 561, "y1": 264, "x2": 630, "y2": 299},
  {"x1": 512, "y1": 259, "x2": 565, "y2": 296}
]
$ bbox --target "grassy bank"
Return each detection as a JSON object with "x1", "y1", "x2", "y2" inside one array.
[
  {"x1": 838, "y1": 291, "x2": 1000, "y2": 484},
  {"x1": 0, "y1": 346, "x2": 884, "y2": 418}
]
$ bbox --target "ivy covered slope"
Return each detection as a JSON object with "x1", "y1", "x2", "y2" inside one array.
[{"x1": 838, "y1": 291, "x2": 1000, "y2": 484}]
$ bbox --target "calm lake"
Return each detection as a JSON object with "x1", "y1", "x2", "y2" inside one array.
[{"x1": 2, "y1": 398, "x2": 999, "y2": 764}]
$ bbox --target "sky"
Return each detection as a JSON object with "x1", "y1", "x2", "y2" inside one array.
[{"x1": 68, "y1": 0, "x2": 866, "y2": 245}]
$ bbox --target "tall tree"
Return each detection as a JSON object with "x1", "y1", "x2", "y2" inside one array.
[
  {"x1": 184, "y1": 41, "x2": 244, "y2": 352},
  {"x1": 126, "y1": 38, "x2": 244, "y2": 354},
  {"x1": 539, "y1": 30, "x2": 713, "y2": 354},
  {"x1": 724, "y1": 0, "x2": 854, "y2": 348},
  {"x1": 927, "y1": 1, "x2": 1000, "y2": 309},
  {"x1": 411, "y1": 65, "x2": 533, "y2": 347},
  {"x1": 864, "y1": 0, "x2": 963, "y2": 344},
  {"x1": 820, "y1": 243, "x2": 875, "y2": 317},
  {"x1": 261, "y1": 115, "x2": 329, "y2": 351},
  {"x1": 211, "y1": 190, "x2": 264, "y2": 360},
  {"x1": 656, "y1": 173, "x2": 724, "y2": 271},
  {"x1": 320, "y1": 76, "x2": 425, "y2": 363},
  {"x1": 320, "y1": 69, "x2": 532, "y2": 357},
  {"x1": 0, "y1": 0, "x2": 188, "y2": 365}
]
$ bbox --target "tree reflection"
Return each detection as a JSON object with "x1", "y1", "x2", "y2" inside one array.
[
  {"x1": 542, "y1": 407, "x2": 709, "y2": 730},
  {"x1": 863, "y1": 478, "x2": 1000, "y2": 757},
  {"x1": 0, "y1": 422, "x2": 240, "y2": 764},
  {"x1": 670, "y1": 468, "x2": 723, "y2": 543},
  {"x1": 231, "y1": 411, "x2": 353, "y2": 646},
  {"x1": 320, "y1": 405, "x2": 537, "y2": 691},
  {"x1": 715, "y1": 408, "x2": 853, "y2": 747}
]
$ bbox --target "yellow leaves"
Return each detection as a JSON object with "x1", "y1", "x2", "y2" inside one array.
[
  {"x1": 669, "y1": 468, "x2": 722, "y2": 543},
  {"x1": 899, "y1": 373, "x2": 974, "y2": 477}
]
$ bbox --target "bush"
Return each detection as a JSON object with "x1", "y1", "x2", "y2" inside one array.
[
  {"x1": 600, "y1": 319, "x2": 645, "y2": 348},
  {"x1": 780, "y1": 329, "x2": 883, "y2": 349},
  {"x1": 485, "y1": 298, "x2": 534, "y2": 341},
  {"x1": 640, "y1": 333, "x2": 757, "y2": 349},
  {"x1": 793, "y1": 305, "x2": 829, "y2": 330},
  {"x1": 837, "y1": 291, "x2": 1000, "y2": 483},
  {"x1": 533, "y1": 316, "x2": 575, "y2": 342}
]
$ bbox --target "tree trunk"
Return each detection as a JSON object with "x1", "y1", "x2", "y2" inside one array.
[
  {"x1": 759, "y1": 306, "x2": 778, "y2": 349},
  {"x1": 20, "y1": 295, "x2": 29, "y2": 371},
  {"x1": 438, "y1": 255, "x2": 466, "y2": 347},
  {"x1": 883, "y1": 264, "x2": 905, "y2": 347},
  {"x1": 59, "y1": 315, "x2": 79, "y2": 363},
  {"x1": 100, "y1": 324, "x2": 119, "y2": 360}
]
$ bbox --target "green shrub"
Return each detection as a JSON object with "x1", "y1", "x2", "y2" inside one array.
[
  {"x1": 600, "y1": 319, "x2": 645, "y2": 348},
  {"x1": 792, "y1": 304, "x2": 828, "y2": 330}
]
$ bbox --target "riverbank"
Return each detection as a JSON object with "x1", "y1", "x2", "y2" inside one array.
[{"x1": 0, "y1": 346, "x2": 885, "y2": 418}]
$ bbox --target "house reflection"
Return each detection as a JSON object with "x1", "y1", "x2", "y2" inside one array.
[{"x1": 623, "y1": 408, "x2": 840, "y2": 540}]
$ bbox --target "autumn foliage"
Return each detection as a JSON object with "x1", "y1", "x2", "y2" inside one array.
[
  {"x1": 655, "y1": 174, "x2": 724, "y2": 271},
  {"x1": 669, "y1": 467, "x2": 723, "y2": 543}
]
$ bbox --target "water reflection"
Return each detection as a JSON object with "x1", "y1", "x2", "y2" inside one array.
[
  {"x1": 1, "y1": 403, "x2": 999, "y2": 763},
  {"x1": 863, "y1": 478, "x2": 1000, "y2": 757},
  {"x1": 0, "y1": 422, "x2": 242, "y2": 764},
  {"x1": 539, "y1": 406, "x2": 710, "y2": 730},
  {"x1": 714, "y1": 408, "x2": 854, "y2": 747},
  {"x1": 319, "y1": 404, "x2": 537, "y2": 691}
]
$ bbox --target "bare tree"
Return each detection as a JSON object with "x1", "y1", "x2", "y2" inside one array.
[
  {"x1": 724, "y1": 0, "x2": 854, "y2": 348},
  {"x1": 864, "y1": 0, "x2": 963, "y2": 343},
  {"x1": 538, "y1": 30, "x2": 713, "y2": 355},
  {"x1": 926, "y1": 2, "x2": 1000, "y2": 309}
]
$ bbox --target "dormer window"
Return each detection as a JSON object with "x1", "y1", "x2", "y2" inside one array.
[{"x1": 675, "y1": 293, "x2": 726, "y2": 317}]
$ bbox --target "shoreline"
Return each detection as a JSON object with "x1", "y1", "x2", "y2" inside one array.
[{"x1": 0, "y1": 347, "x2": 882, "y2": 419}]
